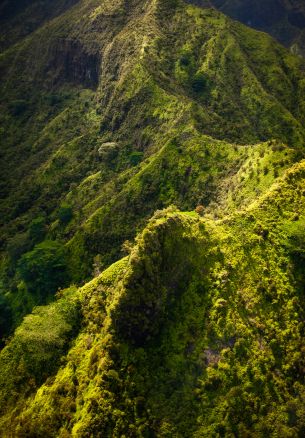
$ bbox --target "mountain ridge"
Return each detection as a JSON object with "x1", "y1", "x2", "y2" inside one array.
[
  {"x1": 187, "y1": 0, "x2": 305, "y2": 56},
  {"x1": 1, "y1": 1, "x2": 305, "y2": 435},
  {"x1": 1, "y1": 0, "x2": 305, "y2": 333},
  {"x1": 2, "y1": 157, "x2": 305, "y2": 434}
]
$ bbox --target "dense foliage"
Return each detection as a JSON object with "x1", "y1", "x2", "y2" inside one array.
[
  {"x1": 2, "y1": 164, "x2": 305, "y2": 435},
  {"x1": 18, "y1": 240, "x2": 69, "y2": 299},
  {"x1": 1, "y1": 0, "x2": 305, "y2": 334},
  {"x1": 1, "y1": 0, "x2": 305, "y2": 435}
]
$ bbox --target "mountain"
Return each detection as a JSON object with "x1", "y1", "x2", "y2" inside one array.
[
  {"x1": 2, "y1": 162, "x2": 305, "y2": 435},
  {"x1": 1, "y1": 0, "x2": 305, "y2": 331},
  {"x1": 192, "y1": 0, "x2": 305, "y2": 56},
  {"x1": 1, "y1": 0, "x2": 305, "y2": 435},
  {"x1": 0, "y1": 0, "x2": 79, "y2": 51}
]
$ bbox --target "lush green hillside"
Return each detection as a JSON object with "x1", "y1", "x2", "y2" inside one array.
[
  {"x1": 1, "y1": 0, "x2": 305, "y2": 339},
  {"x1": 1, "y1": 0, "x2": 305, "y2": 434},
  {"x1": 1, "y1": 158, "x2": 305, "y2": 435}
]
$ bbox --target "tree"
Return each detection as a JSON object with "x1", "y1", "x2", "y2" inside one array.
[
  {"x1": 58, "y1": 205, "x2": 73, "y2": 225},
  {"x1": 18, "y1": 241, "x2": 69, "y2": 299},
  {"x1": 0, "y1": 294, "x2": 12, "y2": 343},
  {"x1": 191, "y1": 72, "x2": 208, "y2": 94},
  {"x1": 29, "y1": 216, "x2": 46, "y2": 243},
  {"x1": 6, "y1": 233, "x2": 30, "y2": 263}
]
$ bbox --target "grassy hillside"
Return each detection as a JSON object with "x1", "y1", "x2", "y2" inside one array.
[
  {"x1": 1, "y1": 0, "x2": 305, "y2": 339},
  {"x1": 1, "y1": 158, "x2": 305, "y2": 435}
]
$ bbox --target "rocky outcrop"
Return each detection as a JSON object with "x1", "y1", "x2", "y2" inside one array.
[{"x1": 47, "y1": 38, "x2": 101, "y2": 88}]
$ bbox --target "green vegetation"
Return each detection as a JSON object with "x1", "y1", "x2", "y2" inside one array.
[
  {"x1": 58, "y1": 204, "x2": 73, "y2": 225},
  {"x1": 18, "y1": 240, "x2": 69, "y2": 300},
  {"x1": 2, "y1": 158, "x2": 305, "y2": 434},
  {"x1": 0, "y1": 0, "x2": 305, "y2": 435},
  {"x1": 1, "y1": 0, "x2": 304, "y2": 304},
  {"x1": 0, "y1": 287, "x2": 80, "y2": 422},
  {"x1": 29, "y1": 216, "x2": 47, "y2": 243}
]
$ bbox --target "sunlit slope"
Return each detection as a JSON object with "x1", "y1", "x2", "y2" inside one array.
[
  {"x1": 1, "y1": 0, "x2": 305, "y2": 288},
  {"x1": 1, "y1": 159, "x2": 305, "y2": 435},
  {"x1": 1, "y1": 0, "x2": 305, "y2": 434}
]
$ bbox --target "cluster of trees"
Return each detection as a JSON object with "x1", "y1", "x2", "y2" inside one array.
[
  {"x1": 176, "y1": 50, "x2": 210, "y2": 98},
  {"x1": 18, "y1": 240, "x2": 70, "y2": 301},
  {"x1": 1, "y1": 205, "x2": 74, "y2": 339}
]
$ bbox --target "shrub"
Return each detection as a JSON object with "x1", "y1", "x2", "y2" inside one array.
[
  {"x1": 195, "y1": 205, "x2": 205, "y2": 216},
  {"x1": 129, "y1": 152, "x2": 144, "y2": 166},
  {"x1": 180, "y1": 53, "x2": 191, "y2": 67}
]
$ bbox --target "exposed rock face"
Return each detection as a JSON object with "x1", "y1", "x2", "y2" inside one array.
[{"x1": 47, "y1": 39, "x2": 101, "y2": 88}]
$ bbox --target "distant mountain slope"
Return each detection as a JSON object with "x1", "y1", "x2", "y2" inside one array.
[
  {"x1": 0, "y1": 0, "x2": 79, "y2": 52},
  {"x1": 188, "y1": 0, "x2": 305, "y2": 55}
]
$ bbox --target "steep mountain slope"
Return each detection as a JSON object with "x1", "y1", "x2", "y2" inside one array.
[
  {"x1": 1, "y1": 0, "x2": 305, "y2": 435},
  {"x1": 1, "y1": 0, "x2": 305, "y2": 339},
  {"x1": 1, "y1": 159, "x2": 305, "y2": 436}
]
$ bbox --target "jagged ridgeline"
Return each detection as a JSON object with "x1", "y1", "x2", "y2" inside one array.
[{"x1": 1, "y1": 0, "x2": 305, "y2": 434}]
